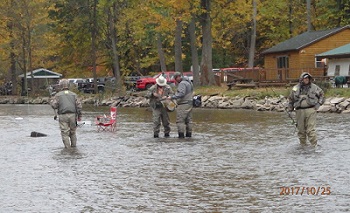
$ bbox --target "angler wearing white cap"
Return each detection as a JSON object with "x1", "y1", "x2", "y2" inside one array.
[{"x1": 146, "y1": 75, "x2": 174, "y2": 138}]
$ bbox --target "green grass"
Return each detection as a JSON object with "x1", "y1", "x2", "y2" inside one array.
[
  {"x1": 194, "y1": 85, "x2": 290, "y2": 99},
  {"x1": 324, "y1": 88, "x2": 350, "y2": 98},
  {"x1": 39, "y1": 85, "x2": 350, "y2": 100},
  {"x1": 194, "y1": 85, "x2": 350, "y2": 99}
]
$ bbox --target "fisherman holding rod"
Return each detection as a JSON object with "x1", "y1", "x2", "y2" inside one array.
[
  {"x1": 287, "y1": 72, "x2": 325, "y2": 147},
  {"x1": 146, "y1": 75, "x2": 174, "y2": 138},
  {"x1": 50, "y1": 79, "x2": 82, "y2": 149}
]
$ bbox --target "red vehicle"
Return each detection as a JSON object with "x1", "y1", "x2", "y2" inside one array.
[{"x1": 136, "y1": 71, "x2": 193, "y2": 90}]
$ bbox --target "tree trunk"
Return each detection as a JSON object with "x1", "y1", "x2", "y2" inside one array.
[
  {"x1": 22, "y1": 30, "x2": 27, "y2": 96},
  {"x1": 306, "y1": 0, "x2": 312, "y2": 31},
  {"x1": 174, "y1": 18, "x2": 183, "y2": 73},
  {"x1": 188, "y1": 17, "x2": 200, "y2": 87},
  {"x1": 91, "y1": 0, "x2": 98, "y2": 94},
  {"x1": 109, "y1": 3, "x2": 122, "y2": 92},
  {"x1": 28, "y1": 26, "x2": 34, "y2": 94},
  {"x1": 156, "y1": 33, "x2": 167, "y2": 72},
  {"x1": 248, "y1": 0, "x2": 257, "y2": 68},
  {"x1": 288, "y1": 0, "x2": 293, "y2": 37},
  {"x1": 8, "y1": 18, "x2": 17, "y2": 95},
  {"x1": 200, "y1": 0, "x2": 215, "y2": 86}
]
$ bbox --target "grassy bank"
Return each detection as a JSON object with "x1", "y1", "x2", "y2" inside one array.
[
  {"x1": 44, "y1": 84, "x2": 350, "y2": 100},
  {"x1": 194, "y1": 85, "x2": 350, "y2": 99}
]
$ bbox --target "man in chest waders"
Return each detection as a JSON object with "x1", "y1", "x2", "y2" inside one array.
[
  {"x1": 50, "y1": 79, "x2": 82, "y2": 149},
  {"x1": 146, "y1": 75, "x2": 174, "y2": 138},
  {"x1": 169, "y1": 72, "x2": 194, "y2": 138},
  {"x1": 288, "y1": 72, "x2": 325, "y2": 147}
]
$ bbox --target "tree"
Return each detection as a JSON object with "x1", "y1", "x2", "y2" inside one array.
[
  {"x1": 106, "y1": 1, "x2": 122, "y2": 91},
  {"x1": 248, "y1": 0, "x2": 257, "y2": 67},
  {"x1": 174, "y1": 18, "x2": 183, "y2": 73},
  {"x1": 188, "y1": 16, "x2": 200, "y2": 87},
  {"x1": 0, "y1": 0, "x2": 55, "y2": 95},
  {"x1": 200, "y1": 0, "x2": 215, "y2": 85}
]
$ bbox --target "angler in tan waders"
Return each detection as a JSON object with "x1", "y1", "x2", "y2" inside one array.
[{"x1": 288, "y1": 72, "x2": 325, "y2": 147}]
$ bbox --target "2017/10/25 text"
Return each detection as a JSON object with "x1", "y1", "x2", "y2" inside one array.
[{"x1": 280, "y1": 186, "x2": 331, "y2": 195}]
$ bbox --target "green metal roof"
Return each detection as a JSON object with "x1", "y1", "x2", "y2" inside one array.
[
  {"x1": 262, "y1": 25, "x2": 350, "y2": 54},
  {"x1": 316, "y1": 43, "x2": 350, "y2": 58},
  {"x1": 18, "y1": 68, "x2": 62, "y2": 79}
]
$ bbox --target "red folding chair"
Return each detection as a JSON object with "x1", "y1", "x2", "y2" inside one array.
[{"x1": 95, "y1": 107, "x2": 117, "y2": 132}]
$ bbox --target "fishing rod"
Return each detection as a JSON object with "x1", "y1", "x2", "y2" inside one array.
[{"x1": 270, "y1": 87, "x2": 298, "y2": 131}]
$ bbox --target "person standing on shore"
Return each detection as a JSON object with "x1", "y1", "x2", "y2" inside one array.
[
  {"x1": 287, "y1": 72, "x2": 324, "y2": 147},
  {"x1": 50, "y1": 79, "x2": 82, "y2": 149},
  {"x1": 146, "y1": 75, "x2": 174, "y2": 138},
  {"x1": 169, "y1": 72, "x2": 194, "y2": 138}
]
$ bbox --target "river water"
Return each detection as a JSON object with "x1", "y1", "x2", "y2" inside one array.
[{"x1": 0, "y1": 104, "x2": 349, "y2": 212}]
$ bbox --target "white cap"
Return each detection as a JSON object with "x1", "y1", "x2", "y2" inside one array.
[{"x1": 156, "y1": 76, "x2": 167, "y2": 86}]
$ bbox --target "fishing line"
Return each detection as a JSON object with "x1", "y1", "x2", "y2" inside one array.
[{"x1": 270, "y1": 87, "x2": 298, "y2": 132}]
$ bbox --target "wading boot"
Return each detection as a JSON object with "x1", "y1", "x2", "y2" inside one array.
[
  {"x1": 185, "y1": 132, "x2": 192, "y2": 138},
  {"x1": 178, "y1": 132, "x2": 185, "y2": 138},
  {"x1": 164, "y1": 133, "x2": 170, "y2": 138}
]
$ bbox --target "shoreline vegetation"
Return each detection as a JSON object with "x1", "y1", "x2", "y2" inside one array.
[{"x1": 1, "y1": 86, "x2": 350, "y2": 113}]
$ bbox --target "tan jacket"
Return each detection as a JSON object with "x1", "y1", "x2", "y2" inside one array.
[{"x1": 146, "y1": 84, "x2": 174, "y2": 109}]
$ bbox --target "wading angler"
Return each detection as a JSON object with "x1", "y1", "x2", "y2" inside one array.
[
  {"x1": 50, "y1": 79, "x2": 82, "y2": 149},
  {"x1": 288, "y1": 72, "x2": 325, "y2": 147}
]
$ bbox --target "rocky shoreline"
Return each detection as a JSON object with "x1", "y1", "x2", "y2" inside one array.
[{"x1": 0, "y1": 95, "x2": 349, "y2": 113}]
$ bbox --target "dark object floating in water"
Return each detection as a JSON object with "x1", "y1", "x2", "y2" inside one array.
[{"x1": 30, "y1": 131, "x2": 47, "y2": 137}]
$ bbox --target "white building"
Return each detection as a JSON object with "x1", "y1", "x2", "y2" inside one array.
[{"x1": 316, "y1": 43, "x2": 350, "y2": 76}]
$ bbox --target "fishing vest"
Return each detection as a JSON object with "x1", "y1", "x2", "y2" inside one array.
[
  {"x1": 57, "y1": 90, "x2": 78, "y2": 114},
  {"x1": 291, "y1": 83, "x2": 321, "y2": 109},
  {"x1": 148, "y1": 84, "x2": 173, "y2": 109}
]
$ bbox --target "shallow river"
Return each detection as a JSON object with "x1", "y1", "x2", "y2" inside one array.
[{"x1": 0, "y1": 104, "x2": 349, "y2": 212}]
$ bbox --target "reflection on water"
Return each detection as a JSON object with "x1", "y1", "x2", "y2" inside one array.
[{"x1": 0, "y1": 104, "x2": 350, "y2": 212}]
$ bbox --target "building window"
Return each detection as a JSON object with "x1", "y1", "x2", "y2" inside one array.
[
  {"x1": 335, "y1": 65, "x2": 340, "y2": 76},
  {"x1": 277, "y1": 56, "x2": 289, "y2": 68},
  {"x1": 315, "y1": 58, "x2": 326, "y2": 68}
]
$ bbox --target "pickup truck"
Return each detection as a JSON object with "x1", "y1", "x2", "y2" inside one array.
[
  {"x1": 136, "y1": 71, "x2": 193, "y2": 90},
  {"x1": 124, "y1": 75, "x2": 148, "y2": 91},
  {"x1": 78, "y1": 78, "x2": 106, "y2": 94}
]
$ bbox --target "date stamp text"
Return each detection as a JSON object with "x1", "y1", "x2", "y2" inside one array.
[{"x1": 280, "y1": 186, "x2": 331, "y2": 195}]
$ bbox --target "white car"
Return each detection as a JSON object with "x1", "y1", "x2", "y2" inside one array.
[
  {"x1": 184, "y1": 73, "x2": 193, "y2": 82},
  {"x1": 68, "y1": 78, "x2": 84, "y2": 86}
]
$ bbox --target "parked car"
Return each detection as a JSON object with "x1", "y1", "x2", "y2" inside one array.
[
  {"x1": 124, "y1": 75, "x2": 147, "y2": 91},
  {"x1": 78, "y1": 77, "x2": 106, "y2": 94},
  {"x1": 184, "y1": 72, "x2": 193, "y2": 82},
  {"x1": 68, "y1": 78, "x2": 84, "y2": 87},
  {"x1": 136, "y1": 71, "x2": 193, "y2": 90}
]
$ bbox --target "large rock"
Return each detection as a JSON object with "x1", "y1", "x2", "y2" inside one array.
[
  {"x1": 330, "y1": 97, "x2": 345, "y2": 104},
  {"x1": 30, "y1": 131, "x2": 47, "y2": 137},
  {"x1": 241, "y1": 98, "x2": 255, "y2": 109},
  {"x1": 230, "y1": 98, "x2": 244, "y2": 109},
  {"x1": 338, "y1": 100, "x2": 350, "y2": 110},
  {"x1": 317, "y1": 105, "x2": 331, "y2": 112}
]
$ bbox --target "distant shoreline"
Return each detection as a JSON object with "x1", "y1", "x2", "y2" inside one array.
[{"x1": 0, "y1": 95, "x2": 349, "y2": 114}]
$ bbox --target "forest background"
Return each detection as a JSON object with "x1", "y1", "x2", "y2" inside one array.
[{"x1": 0, "y1": 0, "x2": 349, "y2": 95}]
